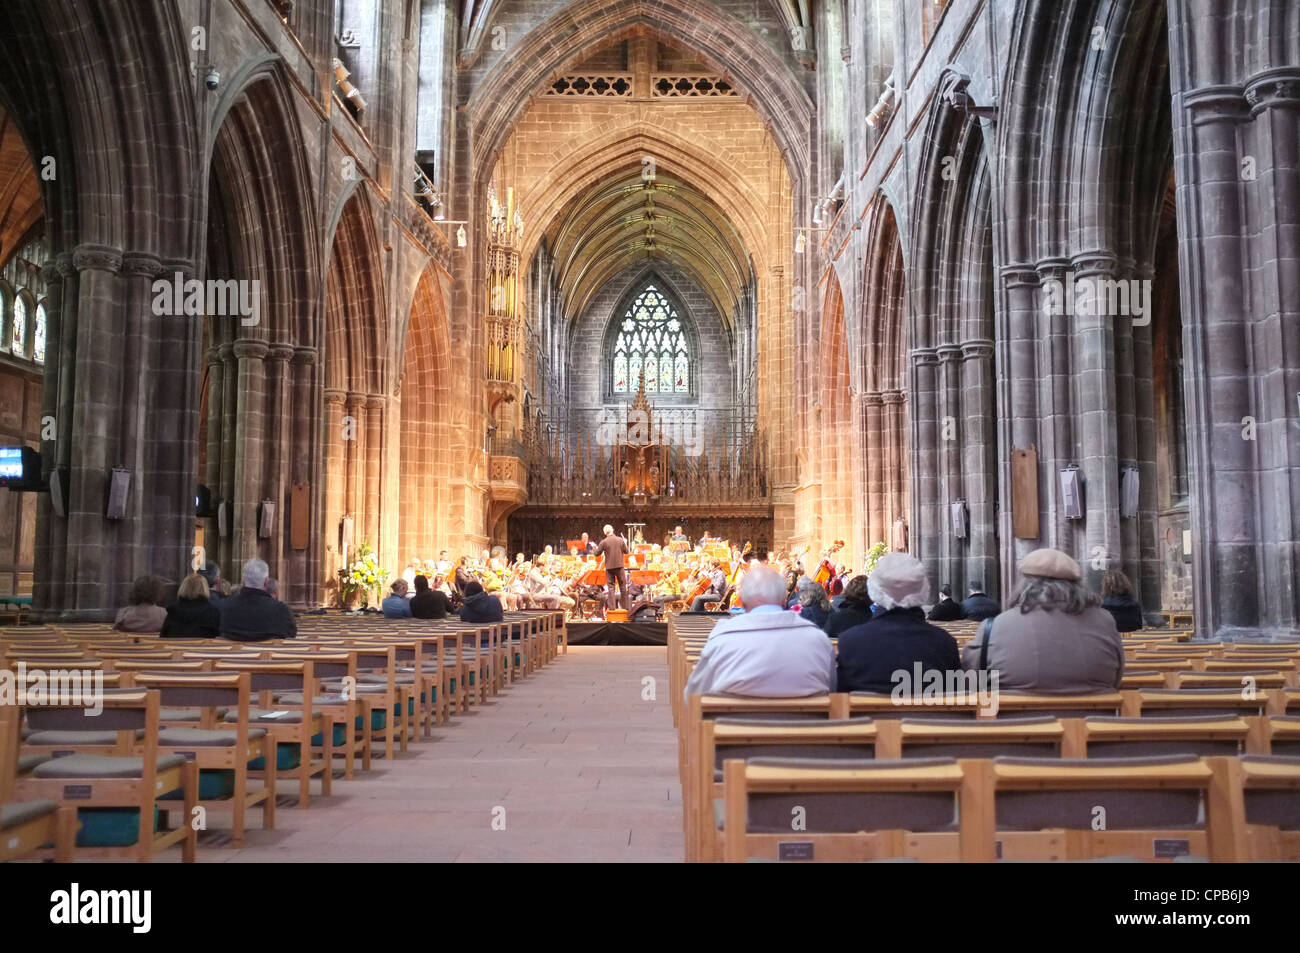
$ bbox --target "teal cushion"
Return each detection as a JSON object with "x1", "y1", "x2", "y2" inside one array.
[
  {"x1": 248, "y1": 745, "x2": 301, "y2": 772},
  {"x1": 355, "y1": 710, "x2": 387, "y2": 730},
  {"x1": 159, "y1": 768, "x2": 235, "y2": 800},
  {"x1": 310, "y1": 723, "x2": 348, "y2": 747},
  {"x1": 74, "y1": 806, "x2": 160, "y2": 848}
]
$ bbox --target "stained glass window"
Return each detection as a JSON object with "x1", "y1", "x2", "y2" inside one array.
[
  {"x1": 609, "y1": 285, "x2": 691, "y2": 394},
  {"x1": 33, "y1": 302, "x2": 46, "y2": 363},
  {"x1": 11, "y1": 295, "x2": 26, "y2": 357}
]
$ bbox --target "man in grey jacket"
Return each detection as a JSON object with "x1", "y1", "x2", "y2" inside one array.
[
  {"x1": 961, "y1": 548, "x2": 1124, "y2": 693},
  {"x1": 684, "y1": 566, "x2": 836, "y2": 701}
]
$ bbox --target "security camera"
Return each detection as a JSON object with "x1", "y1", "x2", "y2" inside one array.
[{"x1": 205, "y1": 66, "x2": 220, "y2": 91}]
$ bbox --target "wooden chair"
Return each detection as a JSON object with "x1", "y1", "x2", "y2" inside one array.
[
  {"x1": 1232, "y1": 754, "x2": 1300, "y2": 860},
  {"x1": 131, "y1": 671, "x2": 274, "y2": 848},
  {"x1": 1246, "y1": 714, "x2": 1300, "y2": 756},
  {"x1": 267, "y1": 651, "x2": 367, "y2": 778},
  {"x1": 720, "y1": 756, "x2": 977, "y2": 862},
  {"x1": 983, "y1": 755, "x2": 1236, "y2": 862},
  {"x1": 1125, "y1": 688, "x2": 1271, "y2": 717},
  {"x1": 1067, "y1": 714, "x2": 1249, "y2": 757},
  {"x1": 213, "y1": 659, "x2": 331, "y2": 807},
  {"x1": 0, "y1": 696, "x2": 77, "y2": 860},
  {"x1": 886, "y1": 716, "x2": 1065, "y2": 759},
  {"x1": 694, "y1": 716, "x2": 878, "y2": 861},
  {"x1": 17, "y1": 688, "x2": 199, "y2": 861}
]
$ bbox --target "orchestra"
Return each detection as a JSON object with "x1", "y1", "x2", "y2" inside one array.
[{"x1": 385, "y1": 529, "x2": 864, "y2": 623}]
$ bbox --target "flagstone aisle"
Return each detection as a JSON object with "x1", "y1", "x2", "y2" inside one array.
[{"x1": 211, "y1": 646, "x2": 684, "y2": 863}]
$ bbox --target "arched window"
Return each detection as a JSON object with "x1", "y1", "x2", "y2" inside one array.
[
  {"x1": 611, "y1": 284, "x2": 690, "y2": 394},
  {"x1": 33, "y1": 300, "x2": 46, "y2": 363},
  {"x1": 11, "y1": 294, "x2": 27, "y2": 358}
]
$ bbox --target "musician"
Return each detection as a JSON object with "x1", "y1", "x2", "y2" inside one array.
[
  {"x1": 672, "y1": 525, "x2": 688, "y2": 544},
  {"x1": 525, "y1": 559, "x2": 561, "y2": 609},
  {"x1": 579, "y1": 532, "x2": 598, "y2": 555},
  {"x1": 453, "y1": 556, "x2": 474, "y2": 600},
  {"x1": 595, "y1": 524, "x2": 631, "y2": 611},
  {"x1": 435, "y1": 550, "x2": 452, "y2": 577},
  {"x1": 691, "y1": 558, "x2": 728, "y2": 612}
]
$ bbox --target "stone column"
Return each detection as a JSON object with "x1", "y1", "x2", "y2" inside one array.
[
  {"x1": 961, "y1": 339, "x2": 998, "y2": 597},
  {"x1": 936, "y1": 343, "x2": 963, "y2": 589},
  {"x1": 864, "y1": 391, "x2": 884, "y2": 546},
  {"x1": 231, "y1": 339, "x2": 269, "y2": 568},
  {"x1": 997, "y1": 265, "x2": 1044, "y2": 593},
  {"x1": 323, "y1": 388, "x2": 347, "y2": 592},
  {"x1": 289, "y1": 346, "x2": 319, "y2": 606},
  {"x1": 32, "y1": 255, "x2": 72, "y2": 614},
  {"x1": 364, "y1": 394, "x2": 385, "y2": 551},
  {"x1": 263, "y1": 343, "x2": 294, "y2": 582},
  {"x1": 203, "y1": 345, "x2": 226, "y2": 568},
  {"x1": 908, "y1": 347, "x2": 937, "y2": 574},
  {"x1": 218, "y1": 342, "x2": 238, "y2": 572}
]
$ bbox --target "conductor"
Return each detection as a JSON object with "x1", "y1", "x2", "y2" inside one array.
[{"x1": 595, "y1": 524, "x2": 631, "y2": 612}]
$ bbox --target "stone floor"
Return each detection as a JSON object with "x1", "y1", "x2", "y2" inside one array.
[{"x1": 203, "y1": 646, "x2": 684, "y2": 863}]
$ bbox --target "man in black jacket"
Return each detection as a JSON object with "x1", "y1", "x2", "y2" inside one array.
[
  {"x1": 927, "y1": 584, "x2": 964, "y2": 621},
  {"x1": 409, "y1": 574, "x2": 449, "y2": 619},
  {"x1": 459, "y1": 581, "x2": 504, "y2": 623},
  {"x1": 218, "y1": 558, "x2": 296, "y2": 641},
  {"x1": 836, "y1": 554, "x2": 960, "y2": 694},
  {"x1": 960, "y1": 584, "x2": 1000, "y2": 621}
]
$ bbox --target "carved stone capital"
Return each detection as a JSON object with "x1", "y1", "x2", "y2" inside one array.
[
  {"x1": 121, "y1": 253, "x2": 164, "y2": 277},
  {"x1": 72, "y1": 244, "x2": 123, "y2": 274},
  {"x1": 936, "y1": 344, "x2": 963, "y2": 364},
  {"x1": 910, "y1": 347, "x2": 939, "y2": 367},
  {"x1": 291, "y1": 345, "x2": 318, "y2": 366},
  {"x1": 265, "y1": 343, "x2": 295, "y2": 364},
  {"x1": 232, "y1": 339, "x2": 269, "y2": 361},
  {"x1": 324, "y1": 388, "x2": 348, "y2": 406},
  {"x1": 961, "y1": 338, "x2": 995, "y2": 360}
]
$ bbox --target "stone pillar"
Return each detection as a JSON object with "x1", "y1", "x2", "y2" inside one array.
[
  {"x1": 864, "y1": 391, "x2": 884, "y2": 546},
  {"x1": 289, "y1": 347, "x2": 319, "y2": 606},
  {"x1": 936, "y1": 343, "x2": 963, "y2": 589},
  {"x1": 263, "y1": 343, "x2": 295, "y2": 582},
  {"x1": 32, "y1": 255, "x2": 71, "y2": 613},
  {"x1": 345, "y1": 392, "x2": 367, "y2": 547},
  {"x1": 908, "y1": 346, "x2": 937, "y2": 574},
  {"x1": 218, "y1": 342, "x2": 238, "y2": 572},
  {"x1": 961, "y1": 339, "x2": 998, "y2": 597},
  {"x1": 364, "y1": 394, "x2": 385, "y2": 550},
  {"x1": 323, "y1": 388, "x2": 347, "y2": 593},
  {"x1": 231, "y1": 339, "x2": 269, "y2": 568},
  {"x1": 998, "y1": 266, "x2": 1044, "y2": 592}
]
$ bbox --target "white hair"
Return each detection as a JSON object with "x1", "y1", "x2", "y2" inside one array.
[
  {"x1": 603, "y1": 524, "x2": 614, "y2": 535},
  {"x1": 739, "y1": 565, "x2": 786, "y2": 608},
  {"x1": 241, "y1": 558, "x2": 270, "y2": 589}
]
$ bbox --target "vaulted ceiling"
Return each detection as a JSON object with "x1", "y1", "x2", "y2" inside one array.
[
  {"x1": 0, "y1": 104, "x2": 42, "y2": 269},
  {"x1": 542, "y1": 166, "x2": 751, "y2": 325}
]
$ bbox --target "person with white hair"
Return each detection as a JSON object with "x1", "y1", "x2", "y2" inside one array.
[
  {"x1": 835, "y1": 553, "x2": 959, "y2": 694},
  {"x1": 216, "y1": 557, "x2": 297, "y2": 641},
  {"x1": 961, "y1": 548, "x2": 1123, "y2": 693},
  {"x1": 683, "y1": 566, "x2": 835, "y2": 701},
  {"x1": 595, "y1": 523, "x2": 631, "y2": 611}
]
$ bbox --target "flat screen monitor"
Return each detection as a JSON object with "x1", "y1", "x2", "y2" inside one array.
[{"x1": 0, "y1": 446, "x2": 38, "y2": 488}]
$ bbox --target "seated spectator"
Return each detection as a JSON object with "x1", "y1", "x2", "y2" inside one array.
[
  {"x1": 683, "y1": 566, "x2": 835, "y2": 701},
  {"x1": 961, "y1": 548, "x2": 1123, "y2": 693},
  {"x1": 198, "y1": 560, "x2": 225, "y2": 605},
  {"x1": 383, "y1": 579, "x2": 414, "y2": 619},
  {"x1": 459, "y1": 580, "x2": 504, "y2": 623},
  {"x1": 1100, "y1": 569, "x2": 1143, "y2": 632},
  {"x1": 265, "y1": 577, "x2": 279, "y2": 600},
  {"x1": 960, "y1": 583, "x2": 1000, "y2": 621},
  {"x1": 797, "y1": 579, "x2": 832, "y2": 629},
  {"x1": 824, "y1": 574, "x2": 874, "y2": 637},
  {"x1": 836, "y1": 554, "x2": 960, "y2": 694},
  {"x1": 114, "y1": 575, "x2": 168, "y2": 633},
  {"x1": 927, "y1": 584, "x2": 964, "y2": 622},
  {"x1": 218, "y1": 558, "x2": 297, "y2": 641},
  {"x1": 409, "y1": 574, "x2": 449, "y2": 619},
  {"x1": 160, "y1": 572, "x2": 222, "y2": 638}
]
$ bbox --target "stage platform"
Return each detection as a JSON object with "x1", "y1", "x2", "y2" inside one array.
[{"x1": 568, "y1": 621, "x2": 668, "y2": 646}]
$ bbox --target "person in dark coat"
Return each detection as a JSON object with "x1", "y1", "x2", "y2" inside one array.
[
  {"x1": 218, "y1": 558, "x2": 296, "y2": 641},
  {"x1": 459, "y1": 580, "x2": 504, "y2": 623},
  {"x1": 1100, "y1": 569, "x2": 1143, "y2": 632},
  {"x1": 836, "y1": 554, "x2": 960, "y2": 694},
  {"x1": 927, "y1": 584, "x2": 964, "y2": 622},
  {"x1": 824, "y1": 575, "x2": 874, "y2": 637},
  {"x1": 796, "y1": 580, "x2": 831, "y2": 629},
  {"x1": 960, "y1": 584, "x2": 1000, "y2": 621},
  {"x1": 160, "y1": 572, "x2": 222, "y2": 638},
  {"x1": 409, "y1": 574, "x2": 449, "y2": 619}
]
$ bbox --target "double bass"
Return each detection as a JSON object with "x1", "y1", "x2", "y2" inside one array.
[{"x1": 812, "y1": 540, "x2": 846, "y2": 589}]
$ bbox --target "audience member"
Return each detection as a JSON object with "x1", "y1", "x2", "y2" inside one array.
[
  {"x1": 961, "y1": 548, "x2": 1123, "y2": 693},
  {"x1": 264, "y1": 577, "x2": 279, "y2": 600},
  {"x1": 383, "y1": 579, "x2": 414, "y2": 618},
  {"x1": 113, "y1": 575, "x2": 168, "y2": 633},
  {"x1": 218, "y1": 558, "x2": 297, "y2": 641},
  {"x1": 796, "y1": 579, "x2": 832, "y2": 629},
  {"x1": 836, "y1": 554, "x2": 960, "y2": 694},
  {"x1": 927, "y1": 584, "x2": 964, "y2": 621},
  {"x1": 409, "y1": 574, "x2": 449, "y2": 619},
  {"x1": 824, "y1": 575, "x2": 874, "y2": 636},
  {"x1": 459, "y1": 580, "x2": 504, "y2": 623},
  {"x1": 961, "y1": 583, "x2": 1000, "y2": 621},
  {"x1": 198, "y1": 561, "x2": 226, "y2": 605},
  {"x1": 160, "y1": 572, "x2": 222, "y2": 638},
  {"x1": 1100, "y1": 569, "x2": 1143, "y2": 632},
  {"x1": 683, "y1": 566, "x2": 835, "y2": 700}
]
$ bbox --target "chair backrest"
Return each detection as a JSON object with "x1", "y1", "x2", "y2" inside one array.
[
  {"x1": 709, "y1": 717, "x2": 878, "y2": 771},
  {"x1": 1237, "y1": 754, "x2": 1300, "y2": 831},
  {"x1": 894, "y1": 715, "x2": 1064, "y2": 759},
  {"x1": 1136, "y1": 688, "x2": 1269, "y2": 717},
  {"x1": 1080, "y1": 714, "x2": 1248, "y2": 757}
]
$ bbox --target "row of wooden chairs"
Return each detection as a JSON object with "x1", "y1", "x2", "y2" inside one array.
[{"x1": 1, "y1": 610, "x2": 567, "y2": 862}]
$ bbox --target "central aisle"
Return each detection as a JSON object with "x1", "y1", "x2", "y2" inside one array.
[{"x1": 218, "y1": 646, "x2": 684, "y2": 863}]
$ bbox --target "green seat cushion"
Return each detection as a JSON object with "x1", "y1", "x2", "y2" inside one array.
[
  {"x1": 310, "y1": 723, "x2": 349, "y2": 747},
  {"x1": 248, "y1": 745, "x2": 301, "y2": 772},
  {"x1": 74, "y1": 806, "x2": 161, "y2": 848},
  {"x1": 158, "y1": 768, "x2": 234, "y2": 800},
  {"x1": 355, "y1": 710, "x2": 387, "y2": 730}
]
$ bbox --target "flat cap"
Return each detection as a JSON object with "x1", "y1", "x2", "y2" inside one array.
[{"x1": 1018, "y1": 548, "x2": 1081, "y2": 581}]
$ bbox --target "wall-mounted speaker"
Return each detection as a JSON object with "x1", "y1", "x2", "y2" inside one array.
[
  {"x1": 1059, "y1": 467, "x2": 1082, "y2": 520},
  {"x1": 258, "y1": 500, "x2": 276, "y2": 538},
  {"x1": 106, "y1": 467, "x2": 131, "y2": 520}
]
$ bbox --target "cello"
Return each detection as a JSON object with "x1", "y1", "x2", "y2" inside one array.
[{"x1": 812, "y1": 540, "x2": 846, "y2": 589}]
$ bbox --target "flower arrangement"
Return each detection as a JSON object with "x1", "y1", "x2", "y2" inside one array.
[
  {"x1": 338, "y1": 542, "x2": 389, "y2": 608},
  {"x1": 863, "y1": 541, "x2": 889, "y2": 576}
]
